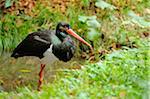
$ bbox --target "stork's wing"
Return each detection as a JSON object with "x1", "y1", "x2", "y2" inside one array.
[
  {"x1": 52, "y1": 36, "x2": 76, "y2": 62},
  {"x1": 11, "y1": 30, "x2": 53, "y2": 59}
]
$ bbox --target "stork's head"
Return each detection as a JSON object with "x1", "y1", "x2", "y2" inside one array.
[{"x1": 56, "y1": 22, "x2": 93, "y2": 50}]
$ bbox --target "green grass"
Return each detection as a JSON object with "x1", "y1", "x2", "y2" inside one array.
[
  {"x1": 0, "y1": 39, "x2": 149, "y2": 98},
  {"x1": 0, "y1": 0, "x2": 150, "y2": 98},
  {"x1": 0, "y1": 0, "x2": 149, "y2": 53}
]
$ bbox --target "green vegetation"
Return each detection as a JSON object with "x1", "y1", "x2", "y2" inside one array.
[
  {"x1": 0, "y1": 0, "x2": 149, "y2": 98},
  {"x1": 0, "y1": 40, "x2": 149, "y2": 98},
  {"x1": 0, "y1": 0, "x2": 149, "y2": 52}
]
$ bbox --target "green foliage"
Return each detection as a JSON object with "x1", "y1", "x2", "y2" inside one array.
[
  {"x1": 0, "y1": 1, "x2": 149, "y2": 98},
  {"x1": 78, "y1": 15, "x2": 101, "y2": 46},
  {"x1": 5, "y1": 0, "x2": 12, "y2": 8},
  {"x1": 0, "y1": 4, "x2": 65, "y2": 53},
  {"x1": 128, "y1": 10, "x2": 150, "y2": 28},
  {"x1": 4, "y1": 0, "x2": 17, "y2": 8},
  {"x1": 79, "y1": 16, "x2": 101, "y2": 28},
  {"x1": 0, "y1": 0, "x2": 149, "y2": 52},
  {"x1": 81, "y1": 0, "x2": 91, "y2": 7},
  {"x1": 86, "y1": 28, "x2": 100, "y2": 41},
  {"x1": 95, "y1": 0, "x2": 116, "y2": 10},
  {"x1": 0, "y1": 43, "x2": 149, "y2": 98}
]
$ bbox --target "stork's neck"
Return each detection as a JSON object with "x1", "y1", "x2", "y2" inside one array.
[{"x1": 56, "y1": 30, "x2": 68, "y2": 42}]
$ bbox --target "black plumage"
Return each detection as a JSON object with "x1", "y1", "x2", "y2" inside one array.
[
  {"x1": 52, "y1": 36, "x2": 75, "y2": 62},
  {"x1": 11, "y1": 30, "x2": 51, "y2": 59},
  {"x1": 11, "y1": 22, "x2": 92, "y2": 91},
  {"x1": 11, "y1": 29, "x2": 76, "y2": 62}
]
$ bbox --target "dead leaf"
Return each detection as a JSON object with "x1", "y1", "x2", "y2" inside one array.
[{"x1": 19, "y1": 69, "x2": 31, "y2": 73}]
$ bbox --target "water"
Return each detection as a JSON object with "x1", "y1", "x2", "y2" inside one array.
[{"x1": 0, "y1": 53, "x2": 83, "y2": 91}]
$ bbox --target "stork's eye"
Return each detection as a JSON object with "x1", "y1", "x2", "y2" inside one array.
[
  {"x1": 64, "y1": 25, "x2": 70, "y2": 29},
  {"x1": 64, "y1": 26, "x2": 68, "y2": 29},
  {"x1": 59, "y1": 26, "x2": 66, "y2": 31}
]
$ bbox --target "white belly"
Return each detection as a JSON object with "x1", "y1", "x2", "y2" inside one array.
[{"x1": 41, "y1": 45, "x2": 59, "y2": 65}]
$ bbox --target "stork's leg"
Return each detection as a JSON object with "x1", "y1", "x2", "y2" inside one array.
[{"x1": 38, "y1": 64, "x2": 46, "y2": 91}]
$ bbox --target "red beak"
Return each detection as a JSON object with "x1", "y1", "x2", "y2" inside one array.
[{"x1": 66, "y1": 29, "x2": 93, "y2": 51}]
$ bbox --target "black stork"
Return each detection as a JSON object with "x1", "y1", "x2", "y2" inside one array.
[{"x1": 11, "y1": 22, "x2": 93, "y2": 91}]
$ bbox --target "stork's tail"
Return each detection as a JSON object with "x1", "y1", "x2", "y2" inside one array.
[{"x1": 11, "y1": 52, "x2": 20, "y2": 58}]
